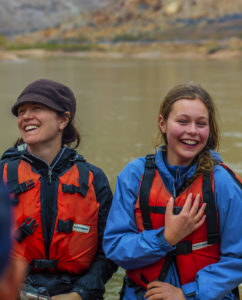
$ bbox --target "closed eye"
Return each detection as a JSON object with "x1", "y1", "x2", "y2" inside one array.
[
  {"x1": 197, "y1": 122, "x2": 208, "y2": 127},
  {"x1": 178, "y1": 120, "x2": 188, "y2": 125}
]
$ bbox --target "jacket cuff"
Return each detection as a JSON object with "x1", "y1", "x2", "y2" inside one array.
[
  {"x1": 181, "y1": 281, "x2": 197, "y2": 299},
  {"x1": 156, "y1": 228, "x2": 176, "y2": 251}
]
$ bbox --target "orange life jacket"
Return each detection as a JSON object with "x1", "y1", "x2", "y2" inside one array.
[
  {"x1": 3, "y1": 157, "x2": 99, "y2": 275},
  {"x1": 127, "y1": 155, "x2": 221, "y2": 288}
]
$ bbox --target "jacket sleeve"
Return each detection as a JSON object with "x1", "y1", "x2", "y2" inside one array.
[
  {"x1": 0, "y1": 181, "x2": 11, "y2": 276},
  {"x1": 103, "y1": 158, "x2": 174, "y2": 270},
  {"x1": 71, "y1": 165, "x2": 118, "y2": 300},
  {"x1": 182, "y1": 165, "x2": 242, "y2": 300}
]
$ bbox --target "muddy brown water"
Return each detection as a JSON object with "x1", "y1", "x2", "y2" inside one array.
[{"x1": 0, "y1": 55, "x2": 241, "y2": 299}]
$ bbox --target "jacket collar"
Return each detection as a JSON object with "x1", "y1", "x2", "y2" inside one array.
[{"x1": 155, "y1": 146, "x2": 197, "y2": 197}]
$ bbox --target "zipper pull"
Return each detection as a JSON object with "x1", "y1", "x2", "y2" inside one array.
[{"x1": 48, "y1": 169, "x2": 52, "y2": 184}]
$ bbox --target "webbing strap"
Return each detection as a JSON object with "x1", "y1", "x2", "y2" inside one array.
[
  {"x1": 7, "y1": 159, "x2": 20, "y2": 193},
  {"x1": 202, "y1": 174, "x2": 220, "y2": 244},
  {"x1": 149, "y1": 206, "x2": 182, "y2": 215},
  {"x1": 62, "y1": 159, "x2": 89, "y2": 197},
  {"x1": 158, "y1": 255, "x2": 173, "y2": 281},
  {"x1": 155, "y1": 241, "x2": 192, "y2": 282},
  {"x1": 172, "y1": 241, "x2": 192, "y2": 255},
  {"x1": 7, "y1": 159, "x2": 20, "y2": 205},
  {"x1": 30, "y1": 259, "x2": 58, "y2": 270},
  {"x1": 57, "y1": 219, "x2": 73, "y2": 234},
  {"x1": 139, "y1": 154, "x2": 156, "y2": 230},
  {"x1": 7, "y1": 159, "x2": 35, "y2": 205}
]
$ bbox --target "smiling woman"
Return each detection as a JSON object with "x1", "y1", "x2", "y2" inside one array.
[
  {"x1": 158, "y1": 98, "x2": 210, "y2": 166},
  {"x1": 0, "y1": 79, "x2": 117, "y2": 300},
  {"x1": 103, "y1": 82, "x2": 242, "y2": 300},
  {"x1": 16, "y1": 103, "x2": 70, "y2": 165}
]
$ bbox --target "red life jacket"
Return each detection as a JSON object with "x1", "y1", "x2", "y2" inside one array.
[
  {"x1": 3, "y1": 157, "x2": 99, "y2": 275},
  {"x1": 127, "y1": 155, "x2": 221, "y2": 288}
]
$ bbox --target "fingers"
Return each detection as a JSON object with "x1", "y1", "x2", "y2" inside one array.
[
  {"x1": 147, "y1": 281, "x2": 164, "y2": 289},
  {"x1": 194, "y1": 202, "x2": 206, "y2": 221},
  {"x1": 182, "y1": 194, "x2": 206, "y2": 219},
  {"x1": 145, "y1": 281, "x2": 166, "y2": 299},
  {"x1": 165, "y1": 197, "x2": 174, "y2": 216},
  {"x1": 182, "y1": 193, "x2": 193, "y2": 213},
  {"x1": 189, "y1": 194, "x2": 201, "y2": 215},
  {"x1": 194, "y1": 214, "x2": 206, "y2": 230}
]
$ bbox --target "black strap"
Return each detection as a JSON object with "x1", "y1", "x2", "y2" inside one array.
[
  {"x1": 172, "y1": 241, "x2": 192, "y2": 255},
  {"x1": 7, "y1": 159, "x2": 20, "y2": 205},
  {"x1": 157, "y1": 254, "x2": 173, "y2": 281},
  {"x1": 202, "y1": 174, "x2": 220, "y2": 244},
  {"x1": 7, "y1": 159, "x2": 35, "y2": 205},
  {"x1": 155, "y1": 241, "x2": 192, "y2": 282},
  {"x1": 16, "y1": 217, "x2": 38, "y2": 242},
  {"x1": 30, "y1": 259, "x2": 58, "y2": 270},
  {"x1": 139, "y1": 154, "x2": 156, "y2": 230},
  {"x1": 62, "y1": 159, "x2": 89, "y2": 197},
  {"x1": 149, "y1": 206, "x2": 182, "y2": 215},
  {"x1": 6, "y1": 159, "x2": 20, "y2": 192},
  {"x1": 56, "y1": 219, "x2": 73, "y2": 234},
  {"x1": 76, "y1": 160, "x2": 89, "y2": 196},
  {"x1": 15, "y1": 179, "x2": 35, "y2": 194}
]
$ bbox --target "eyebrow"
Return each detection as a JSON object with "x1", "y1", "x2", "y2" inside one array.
[{"x1": 176, "y1": 114, "x2": 208, "y2": 120}]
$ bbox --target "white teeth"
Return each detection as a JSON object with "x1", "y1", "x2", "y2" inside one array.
[
  {"x1": 25, "y1": 125, "x2": 38, "y2": 131},
  {"x1": 183, "y1": 140, "x2": 197, "y2": 145}
]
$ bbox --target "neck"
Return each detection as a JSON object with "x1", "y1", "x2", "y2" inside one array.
[{"x1": 27, "y1": 142, "x2": 62, "y2": 165}]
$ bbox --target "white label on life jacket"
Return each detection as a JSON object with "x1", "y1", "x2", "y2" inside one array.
[
  {"x1": 192, "y1": 241, "x2": 212, "y2": 251},
  {"x1": 72, "y1": 224, "x2": 90, "y2": 233}
]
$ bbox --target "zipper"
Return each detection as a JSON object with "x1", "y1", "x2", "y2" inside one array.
[{"x1": 47, "y1": 148, "x2": 66, "y2": 184}]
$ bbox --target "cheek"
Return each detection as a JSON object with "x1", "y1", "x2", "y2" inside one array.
[
  {"x1": 200, "y1": 127, "x2": 210, "y2": 142},
  {"x1": 166, "y1": 124, "x2": 184, "y2": 140},
  {"x1": 17, "y1": 117, "x2": 22, "y2": 129}
]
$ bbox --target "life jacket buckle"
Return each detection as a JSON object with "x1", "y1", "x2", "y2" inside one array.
[
  {"x1": 207, "y1": 233, "x2": 220, "y2": 244},
  {"x1": 57, "y1": 219, "x2": 74, "y2": 234},
  {"x1": 16, "y1": 179, "x2": 35, "y2": 194},
  {"x1": 172, "y1": 241, "x2": 192, "y2": 255},
  {"x1": 16, "y1": 217, "x2": 38, "y2": 242},
  {"x1": 30, "y1": 259, "x2": 58, "y2": 270}
]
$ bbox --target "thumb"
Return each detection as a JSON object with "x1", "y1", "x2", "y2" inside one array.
[{"x1": 166, "y1": 197, "x2": 174, "y2": 216}]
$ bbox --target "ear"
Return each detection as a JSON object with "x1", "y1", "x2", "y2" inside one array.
[
  {"x1": 59, "y1": 111, "x2": 70, "y2": 131},
  {"x1": 158, "y1": 114, "x2": 166, "y2": 134}
]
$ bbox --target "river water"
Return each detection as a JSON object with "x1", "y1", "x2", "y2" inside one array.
[{"x1": 0, "y1": 55, "x2": 241, "y2": 299}]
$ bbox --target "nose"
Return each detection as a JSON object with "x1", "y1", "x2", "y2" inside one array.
[{"x1": 187, "y1": 122, "x2": 197, "y2": 135}]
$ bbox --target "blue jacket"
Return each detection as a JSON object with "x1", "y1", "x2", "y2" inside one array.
[
  {"x1": 0, "y1": 182, "x2": 11, "y2": 276},
  {"x1": 103, "y1": 148, "x2": 242, "y2": 300}
]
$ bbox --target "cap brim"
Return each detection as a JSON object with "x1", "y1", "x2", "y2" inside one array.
[{"x1": 11, "y1": 93, "x2": 66, "y2": 116}]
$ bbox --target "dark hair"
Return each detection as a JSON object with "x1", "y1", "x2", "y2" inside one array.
[
  {"x1": 154, "y1": 82, "x2": 220, "y2": 181},
  {"x1": 59, "y1": 112, "x2": 80, "y2": 148}
]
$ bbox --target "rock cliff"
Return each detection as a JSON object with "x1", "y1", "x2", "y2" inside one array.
[
  {"x1": 2, "y1": 0, "x2": 242, "y2": 53},
  {"x1": 0, "y1": 0, "x2": 115, "y2": 35}
]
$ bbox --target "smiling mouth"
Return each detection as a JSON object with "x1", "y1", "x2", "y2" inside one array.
[
  {"x1": 181, "y1": 139, "x2": 198, "y2": 145},
  {"x1": 24, "y1": 125, "x2": 38, "y2": 132}
]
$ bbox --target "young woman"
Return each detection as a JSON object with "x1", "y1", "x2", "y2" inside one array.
[
  {"x1": 0, "y1": 79, "x2": 117, "y2": 300},
  {"x1": 103, "y1": 82, "x2": 242, "y2": 300}
]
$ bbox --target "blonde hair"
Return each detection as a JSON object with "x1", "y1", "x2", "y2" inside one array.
[{"x1": 154, "y1": 82, "x2": 220, "y2": 184}]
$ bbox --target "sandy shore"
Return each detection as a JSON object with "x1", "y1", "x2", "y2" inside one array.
[{"x1": 1, "y1": 42, "x2": 242, "y2": 61}]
